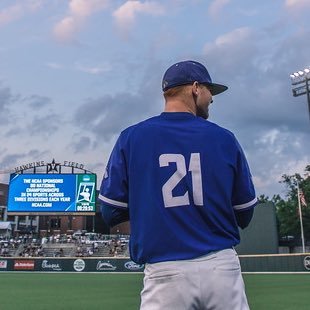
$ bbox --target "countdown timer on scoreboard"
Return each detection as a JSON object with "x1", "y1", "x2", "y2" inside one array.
[{"x1": 7, "y1": 173, "x2": 97, "y2": 214}]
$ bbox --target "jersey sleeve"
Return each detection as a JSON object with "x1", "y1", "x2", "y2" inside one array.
[
  {"x1": 232, "y1": 139, "x2": 257, "y2": 212},
  {"x1": 234, "y1": 208, "x2": 254, "y2": 229},
  {"x1": 100, "y1": 202, "x2": 129, "y2": 227},
  {"x1": 98, "y1": 133, "x2": 129, "y2": 209}
]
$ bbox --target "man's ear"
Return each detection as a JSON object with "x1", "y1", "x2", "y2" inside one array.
[{"x1": 192, "y1": 81, "x2": 199, "y2": 96}]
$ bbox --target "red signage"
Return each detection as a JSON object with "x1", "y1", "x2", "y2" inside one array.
[{"x1": 14, "y1": 260, "x2": 35, "y2": 270}]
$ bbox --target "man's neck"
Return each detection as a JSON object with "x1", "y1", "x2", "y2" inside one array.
[{"x1": 164, "y1": 99, "x2": 196, "y2": 115}]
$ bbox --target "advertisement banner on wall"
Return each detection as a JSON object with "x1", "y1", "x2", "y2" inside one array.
[
  {"x1": 14, "y1": 260, "x2": 35, "y2": 270},
  {"x1": 1, "y1": 255, "x2": 309, "y2": 273},
  {"x1": 0, "y1": 258, "x2": 145, "y2": 272},
  {"x1": 0, "y1": 260, "x2": 7, "y2": 269}
]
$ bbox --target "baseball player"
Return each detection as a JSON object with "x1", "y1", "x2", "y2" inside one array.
[{"x1": 99, "y1": 60, "x2": 257, "y2": 309}]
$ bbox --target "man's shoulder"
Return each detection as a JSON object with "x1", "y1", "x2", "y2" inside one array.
[
  {"x1": 120, "y1": 115, "x2": 161, "y2": 134},
  {"x1": 202, "y1": 119, "x2": 235, "y2": 138},
  {"x1": 120, "y1": 115, "x2": 236, "y2": 143}
]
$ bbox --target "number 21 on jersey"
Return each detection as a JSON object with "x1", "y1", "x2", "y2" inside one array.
[{"x1": 159, "y1": 153, "x2": 203, "y2": 208}]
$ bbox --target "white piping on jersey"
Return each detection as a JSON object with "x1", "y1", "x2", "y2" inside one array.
[
  {"x1": 99, "y1": 193, "x2": 257, "y2": 210},
  {"x1": 98, "y1": 194, "x2": 128, "y2": 208},
  {"x1": 233, "y1": 197, "x2": 257, "y2": 210}
]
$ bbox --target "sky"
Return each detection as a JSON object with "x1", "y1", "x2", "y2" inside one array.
[{"x1": 0, "y1": 0, "x2": 309, "y2": 199}]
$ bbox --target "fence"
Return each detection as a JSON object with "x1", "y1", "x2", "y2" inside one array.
[{"x1": 1, "y1": 253, "x2": 310, "y2": 273}]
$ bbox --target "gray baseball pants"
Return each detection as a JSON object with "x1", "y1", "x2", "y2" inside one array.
[{"x1": 140, "y1": 248, "x2": 249, "y2": 310}]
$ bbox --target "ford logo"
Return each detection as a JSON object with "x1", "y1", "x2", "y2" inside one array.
[{"x1": 124, "y1": 261, "x2": 144, "y2": 271}]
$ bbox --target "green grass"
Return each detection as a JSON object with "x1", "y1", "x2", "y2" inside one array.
[
  {"x1": 244, "y1": 274, "x2": 310, "y2": 310},
  {"x1": 0, "y1": 273, "x2": 144, "y2": 310},
  {"x1": 0, "y1": 273, "x2": 310, "y2": 310}
]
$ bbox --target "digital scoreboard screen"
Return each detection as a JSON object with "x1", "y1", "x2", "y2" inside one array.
[{"x1": 7, "y1": 174, "x2": 97, "y2": 214}]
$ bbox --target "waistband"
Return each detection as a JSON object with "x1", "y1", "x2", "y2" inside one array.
[
  {"x1": 145, "y1": 247, "x2": 236, "y2": 267},
  {"x1": 190, "y1": 247, "x2": 236, "y2": 262}
]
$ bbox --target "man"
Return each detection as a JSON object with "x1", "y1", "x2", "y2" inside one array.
[{"x1": 99, "y1": 60, "x2": 257, "y2": 309}]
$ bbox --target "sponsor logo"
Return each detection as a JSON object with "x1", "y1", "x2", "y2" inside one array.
[
  {"x1": 304, "y1": 256, "x2": 310, "y2": 271},
  {"x1": 41, "y1": 260, "x2": 62, "y2": 271},
  {"x1": 124, "y1": 261, "x2": 144, "y2": 271},
  {"x1": 0, "y1": 260, "x2": 7, "y2": 269},
  {"x1": 96, "y1": 261, "x2": 117, "y2": 271},
  {"x1": 14, "y1": 260, "x2": 35, "y2": 270},
  {"x1": 73, "y1": 259, "x2": 85, "y2": 272}
]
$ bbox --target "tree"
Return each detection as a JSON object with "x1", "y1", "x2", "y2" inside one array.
[
  {"x1": 274, "y1": 165, "x2": 310, "y2": 244},
  {"x1": 257, "y1": 194, "x2": 270, "y2": 203}
]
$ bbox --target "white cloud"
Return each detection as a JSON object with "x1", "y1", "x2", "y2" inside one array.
[
  {"x1": 253, "y1": 128, "x2": 304, "y2": 157},
  {"x1": 46, "y1": 62, "x2": 64, "y2": 70},
  {"x1": 285, "y1": 0, "x2": 310, "y2": 10},
  {"x1": 69, "y1": 0, "x2": 109, "y2": 17},
  {"x1": 283, "y1": 157, "x2": 309, "y2": 178},
  {"x1": 252, "y1": 157, "x2": 309, "y2": 198},
  {"x1": 46, "y1": 60, "x2": 110, "y2": 75},
  {"x1": 249, "y1": 127, "x2": 309, "y2": 197},
  {"x1": 0, "y1": 1, "x2": 43, "y2": 26},
  {"x1": 0, "y1": 4, "x2": 24, "y2": 26},
  {"x1": 214, "y1": 27, "x2": 252, "y2": 46},
  {"x1": 203, "y1": 27, "x2": 253, "y2": 59},
  {"x1": 203, "y1": 27, "x2": 254, "y2": 73},
  {"x1": 53, "y1": 16, "x2": 80, "y2": 42},
  {"x1": 53, "y1": 0, "x2": 110, "y2": 42},
  {"x1": 208, "y1": 0, "x2": 231, "y2": 17},
  {"x1": 113, "y1": 1, "x2": 165, "y2": 36},
  {"x1": 75, "y1": 62, "x2": 111, "y2": 74},
  {"x1": 26, "y1": 0, "x2": 44, "y2": 11},
  {"x1": 260, "y1": 129, "x2": 279, "y2": 145}
]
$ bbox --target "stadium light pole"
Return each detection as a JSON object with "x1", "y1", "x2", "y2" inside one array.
[{"x1": 290, "y1": 67, "x2": 310, "y2": 122}]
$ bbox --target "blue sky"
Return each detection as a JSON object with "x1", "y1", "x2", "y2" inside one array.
[{"x1": 0, "y1": 0, "x2": 309, "y2": 198}]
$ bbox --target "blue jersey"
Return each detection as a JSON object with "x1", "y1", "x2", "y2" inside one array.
[{"x1": 99, "y1": 112, "x2": 257, "y2": 264}]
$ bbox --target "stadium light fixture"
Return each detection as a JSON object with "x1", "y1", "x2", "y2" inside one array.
[{"x1": 290, "y1": 66, "x2": 310, "y2": 121}]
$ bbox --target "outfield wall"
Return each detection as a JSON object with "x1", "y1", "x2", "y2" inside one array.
[
  {"x1": 0, "y1": 257, "x2": 144, "y2": 272},
  {"x1": 0, "y1": 254, "x2": 310, "y2": 272},
  {"x1": 240, "y1": 253, "x2": 310, "y2": 272}
]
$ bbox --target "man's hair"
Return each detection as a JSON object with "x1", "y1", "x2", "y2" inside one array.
[{"x1": 163, "y1": 85, "x2": 191, "y2": 99}]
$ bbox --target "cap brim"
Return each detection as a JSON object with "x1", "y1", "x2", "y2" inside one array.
[{"x1": 207, "y1": 83, "x2": 228, "y2": 96}]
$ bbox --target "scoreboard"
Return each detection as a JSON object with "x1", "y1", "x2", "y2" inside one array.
[{"x1": 7, "y1": 173, "x2": 97, "y2": 215}]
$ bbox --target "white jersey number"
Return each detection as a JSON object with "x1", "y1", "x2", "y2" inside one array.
[{"x1": 159, "y1": 153, "x2": 203, "y2": 208}]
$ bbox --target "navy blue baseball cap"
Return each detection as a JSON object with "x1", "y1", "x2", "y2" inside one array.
[{"x1": 162, "y1": 60, "x2": 228, "y2": 95}]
